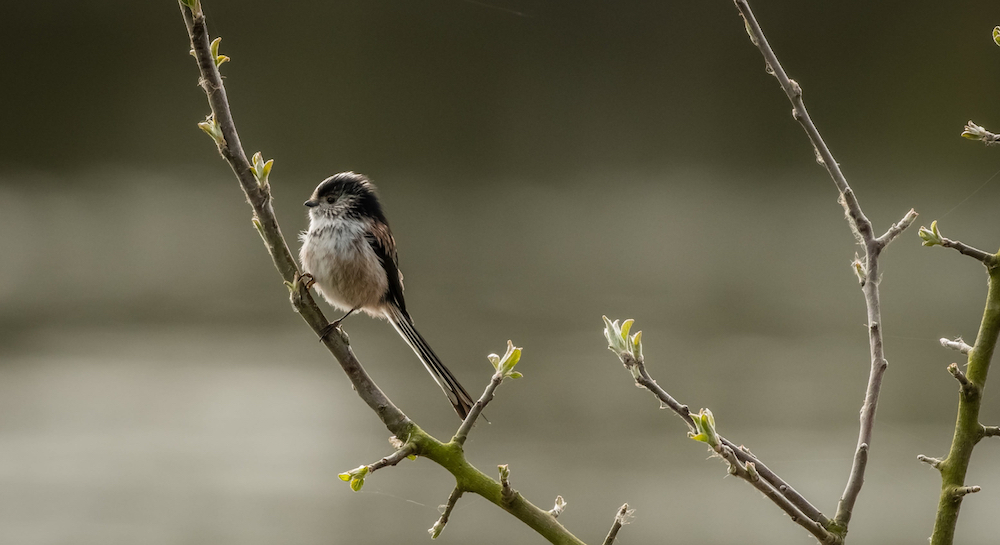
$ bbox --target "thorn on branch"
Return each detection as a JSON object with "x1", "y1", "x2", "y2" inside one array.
[
  {"x1": 548, "y1": 495, "x2": 567, "y2": 518},
  {"x1": 602, "y1": 503, "x2": 633, "y2": 545},
  {"x1": 917, "y1": 454, "x2": 943, "y2": 469},
  {"x1": 428, "y1": 487, "x2": 463, "y2": 539},
  {"x1": 940, "y1": 338, "x2": 972, "y2": 355}
]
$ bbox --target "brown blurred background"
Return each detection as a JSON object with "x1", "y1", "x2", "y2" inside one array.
[{"x1": 2, "y1": 1, "x2": 1000, "y2": 543}]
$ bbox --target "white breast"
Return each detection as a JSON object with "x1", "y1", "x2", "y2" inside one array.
[{"x1": 299, "y1": 217, "x2": 389, "y2": 316}]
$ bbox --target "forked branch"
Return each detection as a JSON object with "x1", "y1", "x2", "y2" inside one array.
[{"x1": 732, "y1": 0, "x2": 916, "y2": 534}]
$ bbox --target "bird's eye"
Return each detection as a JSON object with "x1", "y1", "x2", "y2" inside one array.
[{"x1": 326, "y1": 196, "x2": 336, "y2": 204}]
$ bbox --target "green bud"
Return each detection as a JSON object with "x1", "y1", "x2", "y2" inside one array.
[
  {"x1": 487, "y1": 353, "x2": 501, "y2": 370},
  {"x1": 993, "y1": 26, "x2": 1000, "y2": 47},
  {"x1": 179, "y1": 0, "x2": 202, "y2": 15},
  {"x1": 197, "y1": 114, "x2": 225, "y2": 146},
  {"x1": 338, "y1": 465, "x2": 369, "y2": 492},
  {"x1": 962, "y1": 121, "x2": 989, "y2": 141},
  {"x1": 687, "y1": 408, "x2": 720, "y2": 449},
  {"x1": 630, "y1": 331, "x2": 643, "y2": 362},
  {"x1": 918, "y1": 220, "x2": 943, "y2": 247},
  {"x1": 489, "y1": 341, "x2": 523, "y2": 378},
  {"x1": 603, "y1": 315, "x2": 630, "y2": 355},
  {"x1": 250, "y1": 152, "x2": 274, "y2": 187}
]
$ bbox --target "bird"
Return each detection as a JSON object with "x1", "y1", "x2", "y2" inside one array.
[{"x1": 298, "y1": 172, "x2": 476, "y2": 419}]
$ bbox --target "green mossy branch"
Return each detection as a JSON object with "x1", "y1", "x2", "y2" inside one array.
[{"x1": 929, "y1": 254, "x2": 1000, "y2": 545}]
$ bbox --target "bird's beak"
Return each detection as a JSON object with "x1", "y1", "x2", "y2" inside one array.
[{"x1": 304, "y1": 199, "x2": 319, "y2": 207}]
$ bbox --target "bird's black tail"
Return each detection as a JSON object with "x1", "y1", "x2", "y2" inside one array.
[{"x1": 385, "y1": 306, "x2": 475, "y2": 419}]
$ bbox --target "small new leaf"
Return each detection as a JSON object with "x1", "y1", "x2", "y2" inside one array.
[
  {"x1": 688, "y1": 408, "x2": 720, "y2": 449},
  {"x1": 337, "y1": 465, "x2": 369, "y2": 492},
  {"x1": 918, "y1": 220, "x2": 943, "y2": 247},
  {"x1": 250, "y1": 152, "x2": 274, "y2": 187},
  {"x1": 603, "y1": 316, "x2": 644, "y2": 363},
  {"x1": 498, "y1": 464, "x2": 510, "y2": 483},
  {"x1": 994, "y1": 26, "x2": 1000, "y2": 47},
  {"x1": 197, "y1": 114, "x2": 225, "y2": 147},
  {"x1": 179, "y1": 0, "x2": 202, "y2": 15},
  {"x1": 209, "y1": 37, "x2": 229, "y2": 68},
  {"x1": 491, "y1": 340, "x2": 523, "y2": 379}
]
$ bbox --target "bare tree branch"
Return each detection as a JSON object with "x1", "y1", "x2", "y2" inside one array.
[
  {"x1": 601, "y1": 504, "x2": 632, "y2": 545},
  {"x1": 731, "y1": 0, "x2": 913, "y2": 533},
  {"x1": 428, "y1": 486, "x2": 464, "y2": 539},
  {"x1": 604, "y1": 333, "x2": 836, "y2": 543},
  {"x1": 940, "y1": 238, "x2": 998, "y2": 266}
]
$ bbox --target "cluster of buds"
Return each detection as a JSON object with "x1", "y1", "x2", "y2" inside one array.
[
  {"x1": 488, "y1": 340, "x2": 523, "y2": 380},
  {"x1": 918, "y1": 220, "x2": 943, "y2": 247},
  {"x1": 603, "y1": 316, "x2": 644, "y2": 380}
]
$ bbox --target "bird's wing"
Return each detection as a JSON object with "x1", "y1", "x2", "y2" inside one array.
[{"x1": 365, "y1": 223, "x2": 408, "y2": 316}]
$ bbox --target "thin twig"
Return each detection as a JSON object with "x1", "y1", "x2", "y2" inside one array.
[
  {"x1": 940, "y1": 338, "x2": 972, "y2": 355},
  {"x1": 947, "y1": 363, "x2": 973, "y2": 393},
  {"x1": 983, "y1": 425, "x2": 1000, "y2": 438},
  {"x1": 602, "y1": 504, "x2": 631, "y2": 545},
  {"x1": 428, "y1": 487, "x2": 464, "y2": 539},
  {"x1": 876, "y1": 209, "x2": 919, "y2": 249},
  {"x1": 733, "y1": 0, "x2": 909, "y2": 532},
  {"x1": 940, "y1": 237, "x2": 998, "y2": 267},
  {"x1": 368, "y1": 443, "x2": 416, "y2": 474},
  {"x1": 917, "y1": 455, "x2": 943, "y2": 469},
  {"x1": 624, "y1": 355, "x2": 834, "y2": 540},
  {"x1": 953, "y1": 485, "x2": 981, "y2": 498},
  {"x1": 454, "y1": 372, "x2": 503, "y2": 446}
]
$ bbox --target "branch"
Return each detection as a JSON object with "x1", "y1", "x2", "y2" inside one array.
[
  {"x1": 179, "y1": 5, "x2": 587, "y2": 544},
  {"x1": 179, "y1": 1, "x2": 411, "y2": 438},
  {"x1": 454, "y1": 341, "x2": 522, "y2": 446},
  {"x1": 918, "y1": 221, "x2": 999, "y2": 267},
  {"x1": 732, "y1": 1, "x2": 911, "y2": 533},
  {"x1": 917, "y1": 454, "x2": 943, "y2": 470},
  {"x1": 982, "y1": 425, "x2": 1000, "y2": 438},
  {"x1": 601, "y1": 504, "x2": 632, "y2": 545},
  {"x1": 946, "y1": 363, "x2": 975, "y2": 397},
  {"x1": 876, "y1": 209, "x2": 919, "y2": 250},
  {"x1": 428, "y1": 487, "x2": 463, "y2": 539},
  {"x1": 929, "y1": 264, "x2": 1000, "y2": 545},
  {"x1": 605, "y1": 318, "x2": 835, "y2": 543},
  {"x1": 940, "y1": 338, "x2": 972, "y2": 355}
]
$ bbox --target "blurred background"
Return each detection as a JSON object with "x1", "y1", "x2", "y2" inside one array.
[{"x1": 3, "y1": 0, "x2": 1000, "y2": 543}]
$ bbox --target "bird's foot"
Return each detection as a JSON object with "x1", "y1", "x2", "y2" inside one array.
[
  {"x1": 298, "y1": 272, "x2": 316, "y2": 290},
  {"x1": 318, "y1": 320, "x2": 342, "y2": 341}
]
